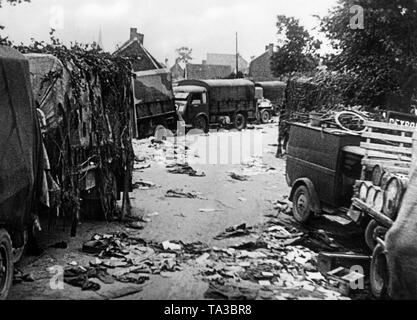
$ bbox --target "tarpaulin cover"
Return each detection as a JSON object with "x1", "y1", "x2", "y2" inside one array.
[
  {"x1": 0, "y1": 46, "x2": 43, "y2": 231},
  {"x1": 178, "y1": 79, "x2": 255, "y2": 103},
  {"x1": 25, "y1": 53, "x2": 69, "y2": 130},
  {"x1": 133, "y1": 69, "x2": 174, "y2": 104},
  {"x1": 255, "y1": 81, "x2": 286, "y2": 106}
]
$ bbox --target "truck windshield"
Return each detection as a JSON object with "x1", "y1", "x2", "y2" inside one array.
[
  {"x1": 175, "y1": 92, "x2": 190, "y2": 100},
  {"x1": 174, "y1": 92, "x2": 189, "y2": 114},
  {"x1": 175, "y1": 100, "x2": 188, "y2": 114}
]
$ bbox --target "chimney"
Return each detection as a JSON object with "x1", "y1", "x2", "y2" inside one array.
[
  {"x1": 130, "y1": 27, "x2": 144, "y2": 44},
  {"x1": 266, "y1": 43, "x2": 274, "y2": 52}
]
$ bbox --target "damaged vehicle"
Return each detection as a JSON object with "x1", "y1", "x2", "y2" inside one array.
[
  {"x1": 0, "y1": 46, "x2": 44, "y2": 299},
  {"x1": 25, "y1": 50, "x2": 134, "y2": 234}
]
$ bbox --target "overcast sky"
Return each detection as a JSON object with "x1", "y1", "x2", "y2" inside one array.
[{"x1": 0, "y1": 0, "x2": 337, "y2": 66}]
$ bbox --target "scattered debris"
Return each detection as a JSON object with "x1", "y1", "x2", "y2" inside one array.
[
  {"x1": 133, "y1": 180, "x2": 158, "y2": 190},
  {"x1": 126, "y1": 221, "x2": 145, "y2": 230},
  {"x1": 196, "y1": 253, "x2": 211, "y2": 265},
  {"x1": 167, "y1": 163, "x2": 206, "y2": 177},
  {"x1": 214, "y1": 224, "x2": 253, "y2": 240},
  {"x1": 82, "y1": 240, "x2": 108, "y2": 255},
  {"x1": 205, "y1": 282, "x2": 259, "y2": 300},
  {"x1": 147, "y1": 212, "x2": 160, "y2": 218},
  {"x1": 165, "y1": 189, "x2": 202, "y2": 199},
  {"x1": 162, "y1": 241, "x2": 182, "y2": 251},
  {"x1": 50, "y1": 241, "x2": 68, "y2": 249},
  {"x1": 198, "y1": 208, "x2": 223, "y2": 213},
  {"x1": 14, "y1": 270, "x2": 35, "y2": 284},
  {"x1": 229, "y1": 172, "x2": 250, "y2": 181}
]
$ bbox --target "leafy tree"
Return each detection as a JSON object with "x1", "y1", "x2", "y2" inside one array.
[
  {"x1": 320, "y1": 0, "x2": 417, "y2": 110},
  {"x1": 0, "y1": 0, "x2": 29, "y2": 7},
  {"x1": 223, "y1": 71, "x2": 244, "y2": 79},
  {"x1": 270, "y1": 15, "x2": 321, "y2": 76},
  {"x1": 175, "y1": 46, "x2": 193, "y2": 64}
]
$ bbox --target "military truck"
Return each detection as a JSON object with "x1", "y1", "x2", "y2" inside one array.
[
  {"x1": 174, "y1": 79, "x2": 257, "y2": 132},
  {"x1": 1, "y1": 46, "x2": 44, "y2": 299},
  {"x1": 255, "y1": 81, "x2": 286, "y2": 123},
  {"x1": 132, "y1": 69, "x2": 180, "y2": 138},
  {"x1": 25, "y1": 53, "x2": 133, "y2": 226}
]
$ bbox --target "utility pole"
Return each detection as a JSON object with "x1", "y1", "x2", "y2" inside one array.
[{"x1": 235, "y1": 32, "x2": 239, "y2": 78}]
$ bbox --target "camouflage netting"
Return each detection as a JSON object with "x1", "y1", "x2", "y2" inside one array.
[
  {"x1": 283, "y1": 72, "x2": 355, "y2": 113},
  {"x1": 16, "y1": 37, "x2": 135, "y2": 236},
  {"x1": 277, "y1": 71, "x2": 359, "y2": 156}
]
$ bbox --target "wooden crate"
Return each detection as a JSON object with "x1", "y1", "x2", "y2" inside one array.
[{"x1": 361, "y1": 121, "x2": 415, "y2": 176}]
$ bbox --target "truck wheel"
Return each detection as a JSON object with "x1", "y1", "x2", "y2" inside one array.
[
  {"x1": 370, "y1": 244, "x2": 389, "y2": 299},
  {"x1": 234, "y1": 113, "x2": 247, "y2": 130},
  {"x1": 0, "y1": 229, "x2": 13, "y2": 300},
  {"x1": 292, "y1": 185, "x2": 312, "y2": 223},
  {"x1": 194, "y1": 116, "x2": 208, "y2": 133},
  {"x1": 260, "y1": 110, "x2": 271, "y2": 124},
  {"x1": 365, "y1": 220, "x2": 379, "y2": 252},
  {"x1": 154, "y1": 125, "x2": 168, "y2": 141}
]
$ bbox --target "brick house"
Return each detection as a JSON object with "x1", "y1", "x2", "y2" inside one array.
[
  {"x1": 249, "y1": 44, "x2": 276, "y2": 81},
  {"x1": 206, "y1": 53, "x2": 249, "y2": 75},
  {"x1": 186, "y1": 61, "x2": 232, "y2": 80},
  {"x1": 114, "y1": 28, "x2": 163, "y2": 72}
]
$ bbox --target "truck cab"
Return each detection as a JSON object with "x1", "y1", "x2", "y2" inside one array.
[
  {"x1": 174, "y1": 85, "x2": 210, "y2": 132},
  {"x1": 1, "y1": 46, "x2": 44, "y2": 299}
]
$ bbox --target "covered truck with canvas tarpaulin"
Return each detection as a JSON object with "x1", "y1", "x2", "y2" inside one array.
[
  {"x1": 0, "y1": 45, "x2": 44, "y2": 299},
  {"x1": 24, "y1": 48, "x2": 134, "y2": 234},
  {"x1": 133, "y1": 68, "x2": 179, "y2": 137}
]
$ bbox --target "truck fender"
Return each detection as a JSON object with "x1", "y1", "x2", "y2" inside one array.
[
  {"x1": 289, "y1": 178, "x2": 321, "y2": 213},
  {"x1": 192, "y1": 112, "x2": 209, "y2": 124}
]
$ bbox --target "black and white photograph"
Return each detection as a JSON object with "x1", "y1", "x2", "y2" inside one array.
[{"x1": 1, "y1": 0, "x2": 417, "y2": 307}]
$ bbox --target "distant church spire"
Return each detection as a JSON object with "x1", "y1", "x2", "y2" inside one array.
[{"x1": 98, "y1": 27, "x2": 103, "y2": 50}]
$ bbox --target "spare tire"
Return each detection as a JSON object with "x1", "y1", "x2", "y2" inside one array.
[
  {"x1": 365, "y1": 220, "x2": 378, "y2": 251},
  {"x1": 370, "y1": 244, "x2": 389, "y2": 299}
]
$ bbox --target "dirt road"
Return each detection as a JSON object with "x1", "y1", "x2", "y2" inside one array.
[{"x1": 9, "y1": 121, "x2": 359, "y2": 300}]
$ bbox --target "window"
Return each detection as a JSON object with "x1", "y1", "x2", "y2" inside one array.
[
  {"x1": 191, "y1": 93, "x2": 202, "y2": 105},
  {"x1": 202, "y1": 93, "x2": 207, "y2": 104}
]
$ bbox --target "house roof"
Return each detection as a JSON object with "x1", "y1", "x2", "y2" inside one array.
[{"x1": 113, "y1": 38, "x2": 162, "y2": 69}]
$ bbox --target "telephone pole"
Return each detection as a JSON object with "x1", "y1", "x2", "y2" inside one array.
[{"x1": 235, "y1": 32, "x2": 239, "y2": 78}]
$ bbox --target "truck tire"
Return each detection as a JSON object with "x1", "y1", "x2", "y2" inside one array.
[
  {"x1": 0, "y1": 229, "x2": 13, "y2": 300},
  {"x1": 370, "y1": 244, "x2": 389, "y2": 299},
  {"x1": 260, "y1": 110, "x2": 271, "y2": 124},
  {"x1": 194, "y1": 116, "x2": 208, "y2": 133},
  {"x1": 365, "y1": 220, "x2": 378, "y2": 252},
  {"x1": 154, "y1": 124, "x2": 168, "y2": 141},
  {"x1": 234, "y1": 113, "x2": 247, "y2": 130},
  {"x1": 292, "y1": 185, "x2": 313, "y2": 223}
]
